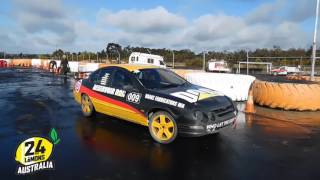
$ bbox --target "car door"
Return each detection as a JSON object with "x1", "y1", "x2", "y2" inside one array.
[
  {"x1": 109, "y1": 68, "x2": 147, "y2": 126},
  {"x1": 88, "y1": 67, "x2": 116, "y2": 116}
]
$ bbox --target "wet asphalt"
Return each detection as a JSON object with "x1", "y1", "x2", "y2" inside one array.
[{"x1": 1, "y1": 68, "x2": 320, "y2": 180}]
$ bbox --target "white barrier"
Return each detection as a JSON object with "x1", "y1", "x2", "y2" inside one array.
[
  {"x1": 43, "y1": 59, "x2": 50, "y2": 68},
  {"x1": 68, "y1": 61, "x2": 79, "y2": 73},
  {"x1": 185, "y1": 72, "x2": 255, "y2": 101},
  {"x1": 31, "y1": 59, "x2": 42, "y2": 67},
  {"x1": 55, "y1": 60, "x2": 61, "y2": 67},
  {"x1": 79, "y1": 63, "x2": 100, "y2": 72}
]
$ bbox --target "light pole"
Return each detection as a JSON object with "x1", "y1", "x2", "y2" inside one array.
[
  {"x1": 247, "y1": 50, "x2": 249, "y2": 75},
  {"x1": 203, "y1": 51, "x2": 206, "y2": 71},
  {"x1": 97, "y1": 52, "x2": 99, "y2": 62},
  {"x1": 311, "y1": 0, "x2": 320, "y2": 80},
  {"x1": 171, "y1": 50, "x2": 175, "y2": 69}
]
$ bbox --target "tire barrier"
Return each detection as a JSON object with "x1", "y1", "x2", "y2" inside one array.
[
  {"x1": 286, "y1": 75, "x2": 320, "y2": 82},
  {"x1": 41, "y1": 60, "x2": 50, "y2": 70},
  {"x1": 0, "y1": 60, "x2": 8, "y2": 68},
  {"x1": 31, "y1": 59, "x2": 42, "y2": 68},
  {"x1": 12, "y1": 59, "x2": 32, "y2": 67},
  {"x1": 253, "y1": 80, "x2": 320, "y2": 111},
  {"x1": 48, "y1": 60, "x2": 58, "y2": 73},
  {"x1": 182, "y1": 72, "x2": 256, "y2": 101},
  {"x1": 0, "y1": 59, "x2": 11, "y2": 67},
  {"x1": 286, "y1": 75, "x2": 308, "y2": 81}
]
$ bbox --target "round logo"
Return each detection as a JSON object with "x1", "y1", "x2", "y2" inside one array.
[
  {"x1": 74, "y1": 79, "x2": 82, "y2": 93},
  {"x1": 15, "y1": 137, "x2": 53, "y2": 166}
]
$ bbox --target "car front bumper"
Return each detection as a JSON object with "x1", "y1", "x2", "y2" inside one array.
[{"x1": 178, "y1": 117, "x2": 236, "y2": 137}]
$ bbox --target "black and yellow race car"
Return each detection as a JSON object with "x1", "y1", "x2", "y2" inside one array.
[{"x1": 73, "y1": 64, "x2": 237, "y2": 144}]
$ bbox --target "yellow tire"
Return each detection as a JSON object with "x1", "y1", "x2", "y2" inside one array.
[{"x1": 149, "y1": 111, "x2": 177, "y2": 144}]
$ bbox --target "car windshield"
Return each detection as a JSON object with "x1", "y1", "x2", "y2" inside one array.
[{"x1": 133, "y1": 68, "x2": 187, "y2": 89}]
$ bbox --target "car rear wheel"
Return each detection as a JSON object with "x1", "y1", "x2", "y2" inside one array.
[
  {"x1": 81, "y1": 94, "x2": 95, "y2": 117},
  {"x1": 149, "y1": 111, "x2": 177, "y2": 144}
]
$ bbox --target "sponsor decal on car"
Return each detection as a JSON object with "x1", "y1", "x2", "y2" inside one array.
[
  {"x1": 15, "y1": 128, "x2": 60, "y2": 175},
  {"x1": 92, "y1": 84, "x2": 126, "y2": 98},
  {"x1": 100, "y1": 73, "x2": 110, "y2": 86},
  {"x1": 145, "y1": 94, "x2": 185, "y2": 109},
  {"x1": 171, "y1": 88, "x2": 223, "y2": 103},
  {"x1": 206, "y1": 118, "x2": 235, "y2": 133}
]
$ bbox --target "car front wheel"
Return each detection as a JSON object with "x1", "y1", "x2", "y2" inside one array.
[{"x1": 149, "y1": 111, "x2": 178, "y2": 144}]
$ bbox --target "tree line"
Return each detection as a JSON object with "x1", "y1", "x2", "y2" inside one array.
[{"x1": 2, "y1": 43, "x2": 317, "y2": 68}]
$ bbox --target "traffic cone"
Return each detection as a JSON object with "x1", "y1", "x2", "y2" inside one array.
[
  {"x1": 245, "y1": 113, "x2": 254, "y2": 127},
  {"x1": 245, "y1": 85, "x2": 256, "y2": 114}
]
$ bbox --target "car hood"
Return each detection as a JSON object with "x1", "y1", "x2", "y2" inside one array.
[{"x1": 148, "y1": 83, "x2": 230, "y2": 107}]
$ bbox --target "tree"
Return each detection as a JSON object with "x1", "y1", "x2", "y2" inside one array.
[
  {"x1": 106, "y1": 43, "x2": 122, "y2": 63},
  {"x1": 52, "y1": 49, "x2": 64, "y2": 59}
]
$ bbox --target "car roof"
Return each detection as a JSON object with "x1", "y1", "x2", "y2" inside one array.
[{"x1": 104, "y1": 64, "x2": 159, "y2": 72}]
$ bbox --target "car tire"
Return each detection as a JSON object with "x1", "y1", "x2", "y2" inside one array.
[
  {"x1": 148, "y1": 111, "x2": 178, "y2": 144},
  {"x1": 81, "y1": 94, "x2": 95, "y2": 117}
]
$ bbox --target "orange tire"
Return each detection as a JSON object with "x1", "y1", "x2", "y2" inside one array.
[{"x1": 253, "y1": 80, "x2": 320, "y2": 111}]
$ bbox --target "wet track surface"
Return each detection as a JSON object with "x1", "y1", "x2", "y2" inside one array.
[{"x1": 1, "y1": 68, "x2": 320, "y2": 180}]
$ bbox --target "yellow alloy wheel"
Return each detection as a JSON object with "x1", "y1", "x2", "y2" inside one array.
[
  {"x1": 149, "y1": 111, "x2": 177, "y2": 144},
  {"x1": 81, "y1": 94, "x2": 94, "y2": 117}
]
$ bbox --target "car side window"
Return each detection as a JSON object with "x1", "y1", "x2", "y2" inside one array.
[
  {"x1": 147, "y1": 58, "x2": 154, "y2": 64},
  {"x1": 111, "y1": 69, "x2": 135, "y2": 90},
  {"x1": 98, "y1": 68, "x2": 114, "y2": 86},
  {"x1": 89, "y1": 70, "x2": 101, "y2": 84}
]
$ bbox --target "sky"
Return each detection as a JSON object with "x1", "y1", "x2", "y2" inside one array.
[{"x1": 0, "y1": 0, "x2": 318, "y2": 53}]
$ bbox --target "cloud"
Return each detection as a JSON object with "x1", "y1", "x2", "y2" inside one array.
[
  {"x1": 0, "y1": 1, "x2": 314, "y2": 53},
  {"x1": 187, "y1": 14, "x2": 245, "y2": 41},
  {"x1": 286, "y1": 0, "x2": 316, "y2": 22},
  {"x1": 97, "y1": 6, "x2": 187, "y2": 33},
  {"x1": 246, "y1": 0, "x2": 316, "y2": 24},
  {"x1": 12, "y1": 0, "x2": 76, "y2": 46},
  {"x1": 246, "y1": 0, "x2": 285, "y2": 24}
]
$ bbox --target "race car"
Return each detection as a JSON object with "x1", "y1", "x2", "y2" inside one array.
[{"x1": 73, "y1": 64, "x2": 237, "y2": 144}]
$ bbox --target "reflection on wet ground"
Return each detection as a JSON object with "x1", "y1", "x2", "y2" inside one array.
[{"x1": 1, "y1": 68, "x2": 320, "y2": 179}]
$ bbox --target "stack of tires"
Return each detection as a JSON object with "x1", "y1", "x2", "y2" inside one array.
[{"x1": 253, "y1": 80, "x2": 320, "y2": 111}]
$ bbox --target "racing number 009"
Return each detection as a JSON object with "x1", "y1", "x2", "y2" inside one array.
[{"x1": 126, "y1": 92, "x2": 141, "y2": 104}]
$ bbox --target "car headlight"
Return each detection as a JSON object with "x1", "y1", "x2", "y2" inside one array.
[
  {"x1": 207, "y1": 112, "x2": 215, "y2": 121},
  {"x1": 193, "y1": 111, "x2": 204, "y2": 121}
]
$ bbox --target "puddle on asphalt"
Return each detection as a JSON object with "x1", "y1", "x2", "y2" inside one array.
[
  {"x1": 237, "y1": 103, "x2": 320, "y2": 139},
  {"x1": 75, "y1": 116, "x2": 173, "y2": 171}
]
